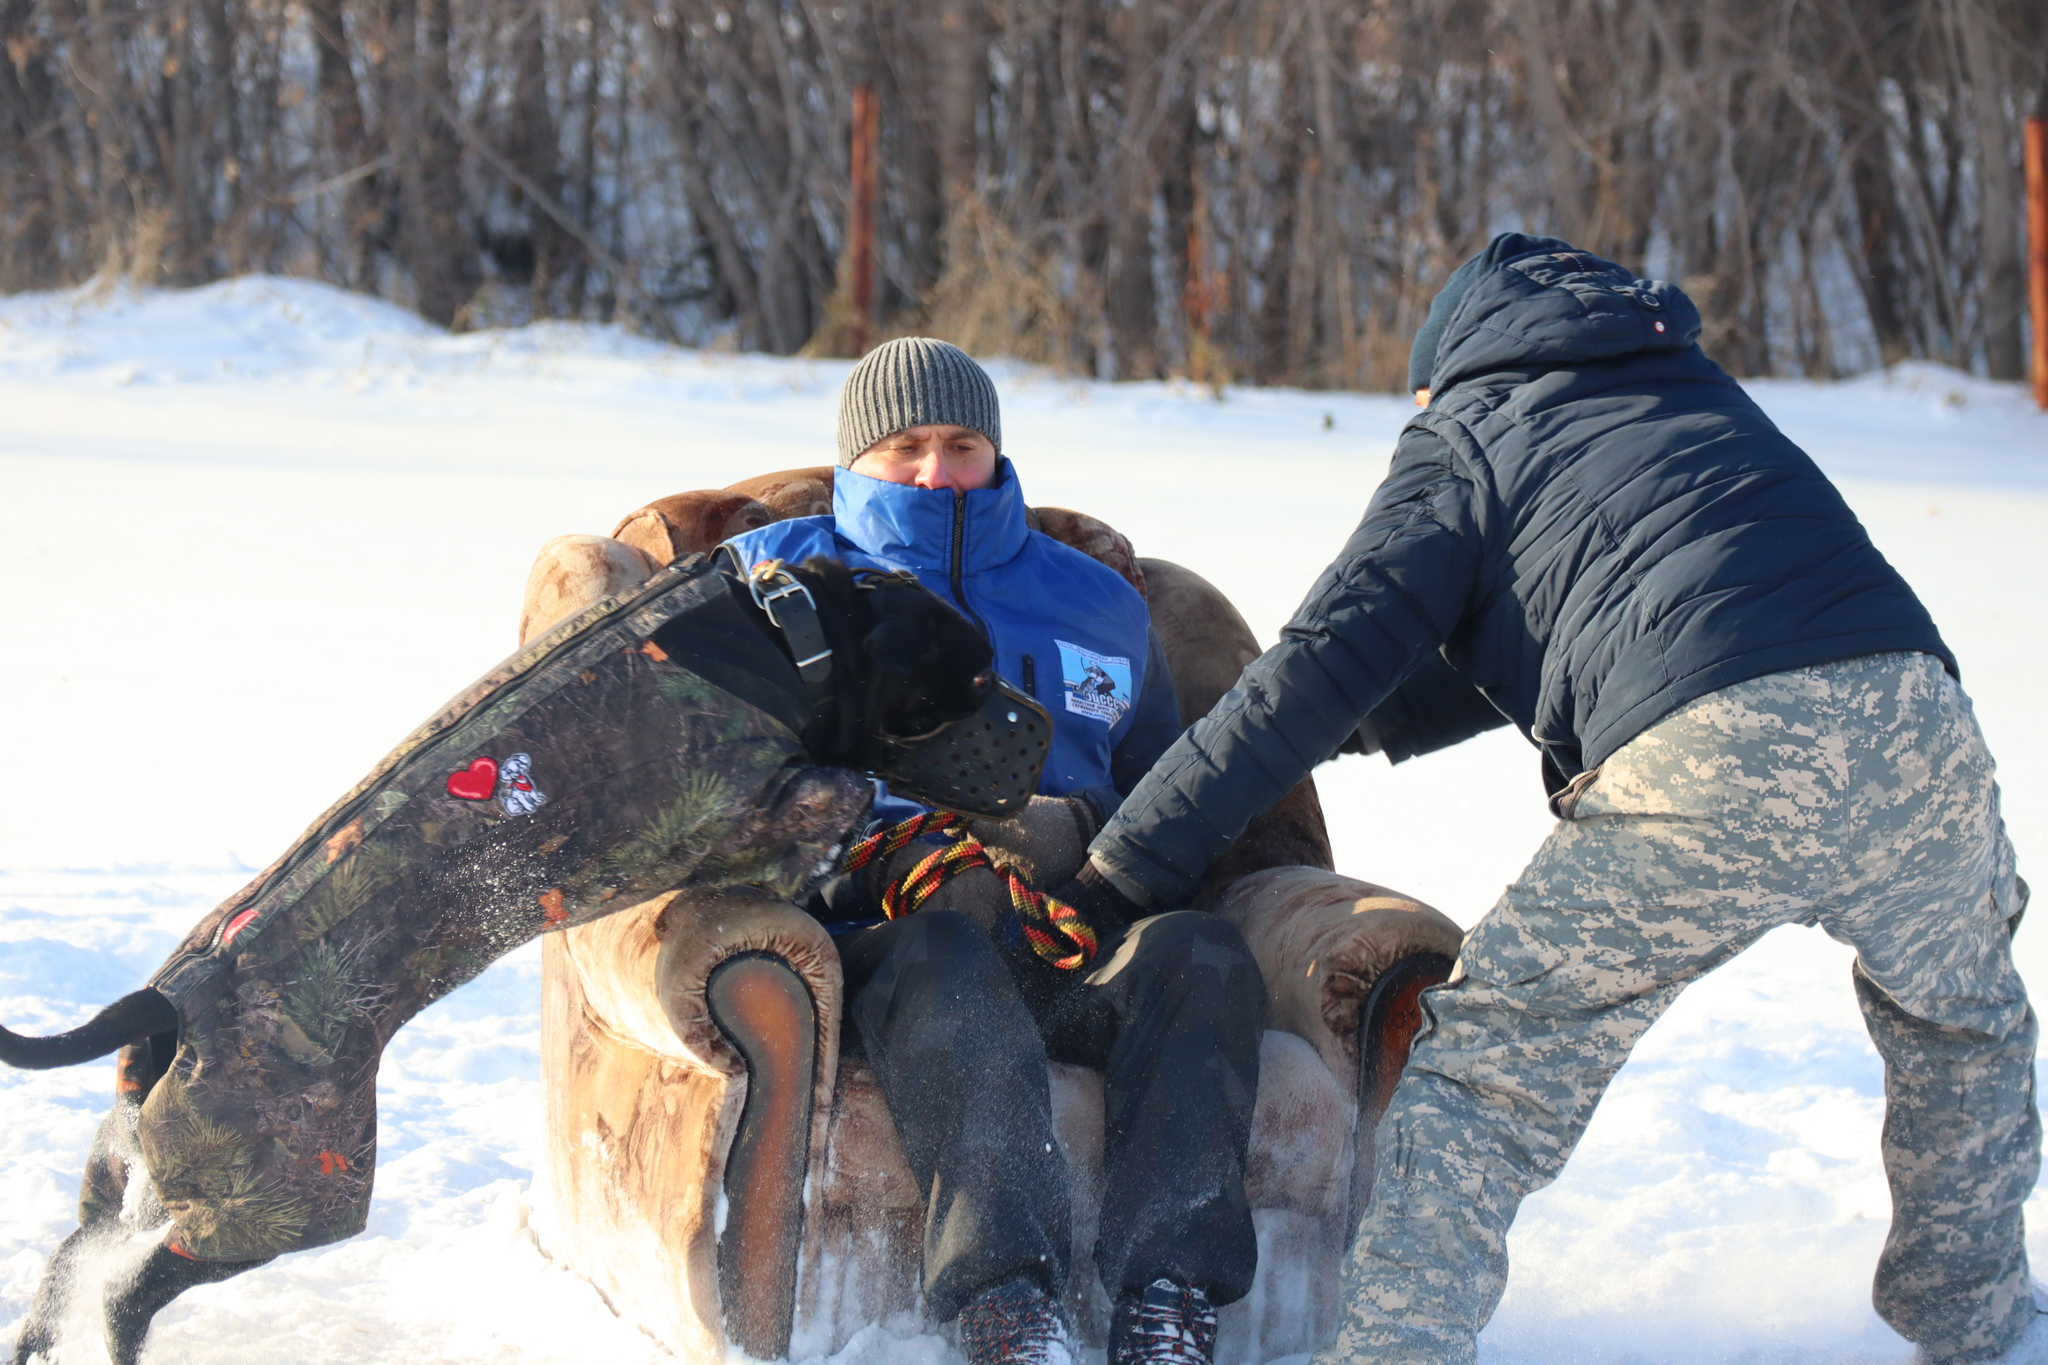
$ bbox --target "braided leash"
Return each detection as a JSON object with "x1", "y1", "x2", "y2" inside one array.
[{"x1": 842, "y1": 812, "x2": 1100, "y2": 969}]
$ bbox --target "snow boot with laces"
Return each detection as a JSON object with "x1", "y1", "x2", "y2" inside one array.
[
  {"x1": 958, "y1": 1278, "x2": 1076, "y2": 1365},
  {"x1": 1109, "y1": 1277, "x2": 1218, "y2": 1365}
]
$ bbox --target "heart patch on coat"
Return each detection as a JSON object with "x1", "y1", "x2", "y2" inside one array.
[{"x1": 446, "y1": 757, "x2": 500, "y2": 801}]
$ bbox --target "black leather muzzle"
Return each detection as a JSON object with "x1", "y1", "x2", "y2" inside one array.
[{"x1": 874, "y1": 678, "x2": 1050, "y2": 818}]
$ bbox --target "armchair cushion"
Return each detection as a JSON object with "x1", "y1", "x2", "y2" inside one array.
[
  {"x1": 613, "y1": 492, "x2": 774, "y2": 567},
  {"x1": 517, "y1": 533, "x2": 653, "y2": 644},
  {"x1": 1134, "y1": 558, "x2": 1258, "y2": 726}
]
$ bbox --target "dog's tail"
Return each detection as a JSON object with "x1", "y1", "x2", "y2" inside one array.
[{"x1": 0, "y1": 989, "x2": 179, "y2": 1070}]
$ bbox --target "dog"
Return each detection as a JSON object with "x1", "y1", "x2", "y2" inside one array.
[{"x1": 0, "y1": 552, "x2": 994, "y2": 1365}]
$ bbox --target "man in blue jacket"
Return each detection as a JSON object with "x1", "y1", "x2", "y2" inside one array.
[
  {"x1": 725, "y1": 338, "x2": 1263, "y2": 1365},
  {"x1": 1060, "y1": 238, "x2": 2040, "y2": 1364}
]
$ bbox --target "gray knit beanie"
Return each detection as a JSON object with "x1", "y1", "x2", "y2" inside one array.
[{"x1": 837, "y1": 337, "x2": 1002, "y2": 467}]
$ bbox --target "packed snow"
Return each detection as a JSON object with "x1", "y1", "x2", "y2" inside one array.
[{"x1": 2, "y1": 275, "x2": 2046, "y2": 1364}]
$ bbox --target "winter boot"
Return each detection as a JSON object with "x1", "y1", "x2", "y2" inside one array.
[
  {"x1": 1109, "y1": 1278, "x2": 1218, "y2": 1365},
  {"x1": 957, "y1": 1278, "x2": 1075, "y2": 1365}
]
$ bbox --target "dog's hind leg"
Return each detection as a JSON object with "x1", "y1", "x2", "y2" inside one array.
[
  {"x1": 9, "y1": 1228, "x2": 269, "y2": 1365},
  {"x1": 9, "y1": 1224, "x2": 104, "y2": 1364},
  {"x1": 10, "y1": 1034, "x2": 196, "y2": 1365},
  {"x1": 102, "y1": 1242, "x2": 272, "y2": 1365}
]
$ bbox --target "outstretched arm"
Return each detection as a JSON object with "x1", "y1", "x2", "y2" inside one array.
[
  {"x1": 1085, "y1": 428, "x2": 1488, "y2": 909},
  {"x1": 1348, "y1": 647, "x2": 1510, "y2": 764}
]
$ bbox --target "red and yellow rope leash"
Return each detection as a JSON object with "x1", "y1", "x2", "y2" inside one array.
[{"x1": 842, "y1": 812, "x2": 1100, "y2": 970}]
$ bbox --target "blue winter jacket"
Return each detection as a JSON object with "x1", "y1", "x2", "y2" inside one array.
[
  {"x1": 723, "y1": 460, "x2": 1181, "y2": 822},
  {"x1": 1089, "y1": 235, "x2": 1954, "y2": 908}
]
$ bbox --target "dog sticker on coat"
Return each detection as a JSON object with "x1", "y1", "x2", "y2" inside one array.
[
  {"x1": 497, "y1": 753, "x2": 548, "y2": 815},
  {"x1": 1056, "y1": 640, "x2": 1132, "y2": 724}
]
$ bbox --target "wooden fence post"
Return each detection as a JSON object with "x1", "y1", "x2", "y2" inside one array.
[
  {"x1": 2026, "y1": 114, "x2": 2047, "y2": 412},
  {"x1": 848, "y1": 84, "x2": 881, "y2": 358},
  {"x1": 1184, "y1": 161, "x2": 1211, "y2": 383}
]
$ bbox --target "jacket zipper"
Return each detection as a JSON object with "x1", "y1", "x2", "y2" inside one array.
[{"x1": 949, "y1": 494, "x2": 991, "y2": 640}]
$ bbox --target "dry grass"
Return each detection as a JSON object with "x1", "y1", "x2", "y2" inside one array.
[{"x1": 918, "y1": 197, "x2": 1087, "y2": 372}]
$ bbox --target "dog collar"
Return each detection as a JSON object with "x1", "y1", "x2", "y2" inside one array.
[{"x1": 743, "y1": 557, "x2": 836, "y2": 707}]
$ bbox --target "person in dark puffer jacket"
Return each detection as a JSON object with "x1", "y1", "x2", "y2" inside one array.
[{"x1": 1059, "y1": 235, "x2": 2041, "y2": 1365}]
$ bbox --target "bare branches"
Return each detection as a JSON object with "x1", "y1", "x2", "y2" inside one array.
[{"x1": 0, "y1": 0, "x2": 2038, "y2": 383}]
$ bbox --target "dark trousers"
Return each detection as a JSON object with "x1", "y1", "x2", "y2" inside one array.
[{"x1": 836, "y1": 909, "x2": 1265, "y2": 1322}]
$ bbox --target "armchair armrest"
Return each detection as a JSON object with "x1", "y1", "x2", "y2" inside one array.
[
  {"x1": 1213, "y1": 866, "x2": 1462, "y2": 1097},
  {"x1": 553, "y1": 887, "x2": 843, "y2": 1078},
  {"x1": 658, "y1": 889, "x2": 844, "y2": 1078},
  {"x1": 549, "y1": 888, "x2": 843, "y2": 1361}
]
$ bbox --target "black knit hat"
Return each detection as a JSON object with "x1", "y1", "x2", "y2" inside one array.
[
  {"x1": 837, "y1": 337, "x2": 1003, "y2": 466},
  {"x1": 1408, "y1": 233, "x2": 1572, "y2": 393}
]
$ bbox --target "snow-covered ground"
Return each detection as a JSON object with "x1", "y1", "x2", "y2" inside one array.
[{"x1": 1, "y1": 276, "x2": 2045, "y2": 1364}]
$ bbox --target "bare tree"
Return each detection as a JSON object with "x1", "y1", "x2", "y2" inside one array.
[{"x1": 0, "y1": 0, "x2": 2040, "y2": 387}]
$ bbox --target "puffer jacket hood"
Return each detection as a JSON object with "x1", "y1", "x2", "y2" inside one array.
[{"x1": 1425, "y1": 233, "x2": 1702, "y2": 394}]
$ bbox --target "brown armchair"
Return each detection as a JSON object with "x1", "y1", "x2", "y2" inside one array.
[{"x1": 519, "y1": 469, "x2": 1463, "y2": 1363}]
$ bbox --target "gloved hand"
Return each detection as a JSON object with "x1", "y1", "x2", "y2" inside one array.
[
  {"x1": 1044, "y1": 859, "x2": 1148, "y2": 944},
  {"x1": 970, "y1": 793, "x2": 1102, "y2": 880},
  {"x1": 994, "y1": 857, "x2": 1144, "y2": 977}
]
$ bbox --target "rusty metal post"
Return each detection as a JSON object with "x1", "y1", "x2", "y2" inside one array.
[
  {"x1": 848, "y1": 84, "x2": 881, "y2": 358},
  {"x1": 2026, "y1": 114, "x2": 2047, "y2": 411}
]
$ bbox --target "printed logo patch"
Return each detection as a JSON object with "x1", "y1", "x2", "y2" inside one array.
[
  {"x1": 1056, "y1": 640, "x2": 1132, "y2": 724},
  {"x1": 219, "y1": 907, "x2": 262, "y2": 949},
  {"x1": 497, "y1": 753, "x2": 549, "y2": 816}
]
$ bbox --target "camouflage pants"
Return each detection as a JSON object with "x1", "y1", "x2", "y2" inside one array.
[{"x1": 1325, "y1": 652, "x2": 2039, "y2": 1364}]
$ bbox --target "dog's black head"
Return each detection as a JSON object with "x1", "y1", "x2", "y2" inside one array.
[
  {"x1": 777, "y1": 557, "x2": 993, "y2": 765},
  {"x1": 654, "y1": 552, "x2": 1019, "y2": 799},
  {"x1": 648, "y1": 554, "x2": 994, "y2": 770}
]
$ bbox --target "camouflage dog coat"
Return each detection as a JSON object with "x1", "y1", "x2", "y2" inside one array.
[{"x1": 84, "y1": 553, "x2": 872, "y2": 1262}]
